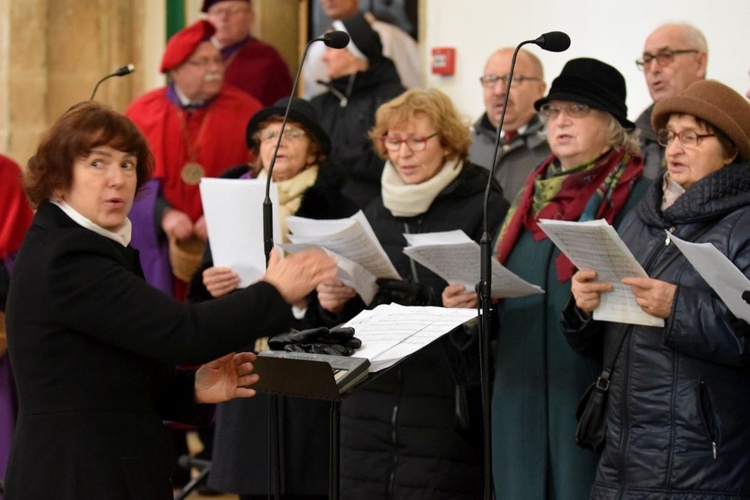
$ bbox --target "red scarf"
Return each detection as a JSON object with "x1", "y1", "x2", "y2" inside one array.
[{"x1": 495, "y1": 148, "x2": 643, "y2": 281}]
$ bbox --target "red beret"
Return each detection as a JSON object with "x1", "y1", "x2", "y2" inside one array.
[
  {"x1": 160, "y1": 20, "x2": 216, "y2": 73},
  {"x1": 201, "y1": 0, "x2": 250, "y2": 13}
]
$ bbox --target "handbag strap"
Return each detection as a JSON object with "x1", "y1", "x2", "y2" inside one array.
[{"x1": 595, "y1": 221, "x2": 715, "y2": 391}]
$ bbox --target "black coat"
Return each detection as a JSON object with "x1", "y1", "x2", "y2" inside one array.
[
  {"x1": 562, "y1": 162, "x2": 750, "y2": 499},
  {"x1": 188, "y1": 162, "x2": 360, "y2": 496},
  {"x1": 312, "y1": 58, "x2": 405, "y2": 208},
  {"x1": 339, "y1": 162, "x2": 509, "y2": 499},
  {"x1": 4, "y1": 202, "x2": 292, "y2": 500}
]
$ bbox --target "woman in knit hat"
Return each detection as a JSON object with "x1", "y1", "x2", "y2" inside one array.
[{"x1": 565, "y1": 80, "x2": 750, "y2": 498}]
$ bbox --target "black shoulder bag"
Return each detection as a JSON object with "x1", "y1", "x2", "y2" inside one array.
[{"x1": 575, "y1": 323, "x2": 627, "y2": 452}]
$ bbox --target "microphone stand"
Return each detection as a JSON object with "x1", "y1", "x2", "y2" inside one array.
[
  {"x1": 89, "y1": 64, "x2": 135, "y2": 101},
  {"x1": 262, "y1": 32, "x2": 349, "y2": 500},
  {"x1": 477, "y1": 33, "x2": 569, "y2": 500}
]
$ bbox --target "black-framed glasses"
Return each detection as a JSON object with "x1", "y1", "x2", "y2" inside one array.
[
  {"x1": 538, "y1": 102, "x2": 592, "y2": 121},
  {"x1": 479, "y1": 74, "x2": 541, "y2": 88},
  {"x1": 635, "y1": 49, "x2": 699, "y2": 70},
  {"x1": 381, "y1": 132, "x2": 439, "y2": 152},
  {"x1": 657, "y1": 129, "x2": 716, "y2": 148}
]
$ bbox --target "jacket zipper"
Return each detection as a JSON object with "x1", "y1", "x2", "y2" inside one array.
[
  {"x1": 617, "y1": 228, "x2": 674, "y2": 498},
  {"x1": 698, "y1": 380, "x2": 719, "y2": 459}
]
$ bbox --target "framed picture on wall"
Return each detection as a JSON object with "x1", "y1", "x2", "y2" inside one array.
[{"x1": 310, "y1": 0, "x2": 418, "y2": 40}]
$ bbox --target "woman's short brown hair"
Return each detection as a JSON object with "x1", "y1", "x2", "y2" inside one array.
[
  {"x1": 369, "y1": 88, "x2": 471, "y2": 162},
  {"x1": 25, "y1": 101, "x2": 154, "y2": 207}
]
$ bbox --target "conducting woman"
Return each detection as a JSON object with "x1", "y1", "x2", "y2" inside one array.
[{"x1": 3, "y1": 101, "x2": 335, "y2": 500}]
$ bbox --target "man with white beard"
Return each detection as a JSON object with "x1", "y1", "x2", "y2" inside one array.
[{"x1": 126, "y1": 19, "x2": 262, "y2": 300}]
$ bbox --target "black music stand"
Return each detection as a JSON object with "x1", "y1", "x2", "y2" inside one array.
[{"x1": 252, "y1": 352, "x2": 370, "y2": 500}]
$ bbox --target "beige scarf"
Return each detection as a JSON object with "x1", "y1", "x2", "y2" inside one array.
[
  {"x1": 258, "y1": 165, "x2": 319, "y2": 241},
  {"x1": 381, "y1": 158, "x2": 463, "y2": 217}
]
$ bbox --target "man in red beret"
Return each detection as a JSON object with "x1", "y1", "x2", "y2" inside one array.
[
  {"x1": 202, "y1": 0, "x2": 293, "y2": 105},
  {"x1": 126, "y1": 19, "x2": 262, "y2": 300}
]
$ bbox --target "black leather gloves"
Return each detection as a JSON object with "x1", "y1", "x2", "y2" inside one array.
[{"x1": 268, "y1": 326, "x2": 362, "y2": 356}]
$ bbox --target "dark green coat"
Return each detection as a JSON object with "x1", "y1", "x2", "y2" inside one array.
[{"x1": 491, "y1": 176, "x2": 649, "y2": 499}]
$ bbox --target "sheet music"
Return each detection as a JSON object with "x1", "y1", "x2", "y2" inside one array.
[
  {"x1": 200, "y1": 178, "x2": 280, "y2": 287},
  {"x1": 343, "y1": 304, "x2": 477, "y2": 372},
  {"x1": 402, "y1": 230, "x2": 544, "y2": 298},
  {"x1": 286, "y1": 212, "x2": 400, "y2": 279},
  {"x1": 538, "y1": 219, "x2": 664, "y2": 327},
  {"x1": 280, "y1": 243, "x2": 379, "y2": 304},
  {"x1": 670, "y1": 233, "x2": 750, "y2": 323}
]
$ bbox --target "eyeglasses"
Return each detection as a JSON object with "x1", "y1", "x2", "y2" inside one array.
[
  {"x1": 185, "y1": 56, "x2": 223, "y2": 68},
  {"x1": 479, "y1": 74, "x2": 541, "y2": 88},
  {"x1": 538, "y1": 102, "x2": 592, "y2": 121},
  {"x1": 635, "y1": 49, "x2": 699, "y2": 70},
  {"x1": 656, "y1": 129, "x2": 716, "y2": 148},
  {"x1": 256, "y1": 127, "x2": 307, "y2": 143},
  {"x1": 381, "y1": 132, "x2": 439, "y2": 152},
  {"x1": 207, "y1": 6, "x2": 250, "y2": 17}
]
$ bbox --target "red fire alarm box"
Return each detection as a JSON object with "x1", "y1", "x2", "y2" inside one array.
[{"x1": 431, "y1": 47, "x2": 456, "y2": 75}]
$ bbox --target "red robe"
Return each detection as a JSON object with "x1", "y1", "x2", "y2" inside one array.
[
  {"x1": 222, "y1": 37, "x2": 293, "y2": 106},
  {"x1": 125, "y1": 85, "x2": 261, "y2": 298},
  {"x1": 0, "y1": 155, "x2": 33, "y2": 259},
  {"x1": 126, "y1": 84, "x2": 262, "y2": 221}
]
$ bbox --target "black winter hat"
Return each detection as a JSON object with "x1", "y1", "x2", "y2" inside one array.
[
  {"x1": 332, "y1": 12, "x2": 384, "y2": 62},
  {"x1": 245, "y1": 97, "x2": 331, "y2": 155},
  {"x1": 534, "y1": 57, "x2": 635, "y2": 130}
]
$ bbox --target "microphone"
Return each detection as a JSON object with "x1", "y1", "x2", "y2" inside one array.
[
  {"x1": 89, "y1": 64, "x2": 135, "y2": 101},
  {"x1": 476, "y1": 31, "x2": 570, "y2": 500},
  {"x1": 262, "y1": 32, "x2": 349, "y2": 264},
  {"x1": 322, "y1": 30, "x2": 351, "y2": 49},
  {"x1": 532, "y1": 31, "x2": 571, "y2": 52}
]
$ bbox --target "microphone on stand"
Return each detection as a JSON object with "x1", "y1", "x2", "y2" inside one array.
[
  {"x1": 262, "y1": 30, "x2": 350, "y2": 265},
  {"x1": 260, "y1": 29, "x2": 350, "y2": 500},
  {"x1": 89, "y1": 64, "x2": 135, "y2": 101},
  {"x1": 476, "y1": 31, "x2": 570, "y2": 500}
]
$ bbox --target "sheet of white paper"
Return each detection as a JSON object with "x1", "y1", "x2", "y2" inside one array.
[
  {"x1": 280, "y1": 242, "x2": 379, "y2": 304},
  {"x1": 403, "y1": 229, "x2": 472, "y2": 246},
  {"x1": 342, "y1": 304, "x2": 477, "y2": 372},
  {"x1": 538, "y1": 219, "x2": 664, "y2": 327},
  {"x1": 669, "y1": 233, "x2": 750, "y2": 323},
  {"x1": 200, "y1": 178, "x2": 280, "y2": 287},
  {"x1": 286, "y1": 213, "x2": 400, "y2": 279},
  {"x1": 403, "y1": 239, "x2": 544, "y2": 298}
]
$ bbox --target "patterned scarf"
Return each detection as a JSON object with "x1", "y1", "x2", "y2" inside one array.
[{"x1": 495, "y1": 148, "x2": 643, "y2": 281}]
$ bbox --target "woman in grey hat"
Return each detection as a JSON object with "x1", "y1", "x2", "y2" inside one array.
[
  {"x1": 565, "y1": 80, "x2": 750, "y2": 498},
  {"x1": 187, "y1": 97, "x2": 359, "y2": 500},
  {"x1": 452, "y1": 57, "x2": 650, "y2": 500}
]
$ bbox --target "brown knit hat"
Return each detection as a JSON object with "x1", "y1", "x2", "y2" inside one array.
[{"x1": 652, "y1": 80, "x2": 750, "y2": 161}]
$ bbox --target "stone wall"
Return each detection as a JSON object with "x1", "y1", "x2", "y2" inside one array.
[{"x1": 0, "y1": 0, "x2": 305, "y2": 168}]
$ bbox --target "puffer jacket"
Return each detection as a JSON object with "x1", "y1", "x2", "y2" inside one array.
[
  {"x1": 339, "y1": 162, "x2": 508, "y2": 499},
  {"x1": 561, "y1": 161, "x2": 750, "y2": 499}
]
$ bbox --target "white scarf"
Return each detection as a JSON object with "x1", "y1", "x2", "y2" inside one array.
[
  {"x1": 258, "y1": 166, "x2": 319, "y2": 241},
  {"x1": 51, "y1": 198, "x2": 132, "y2": 247},
  {"x1": 381, "y1": 158, "x2": 463, "y2": 217}
]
